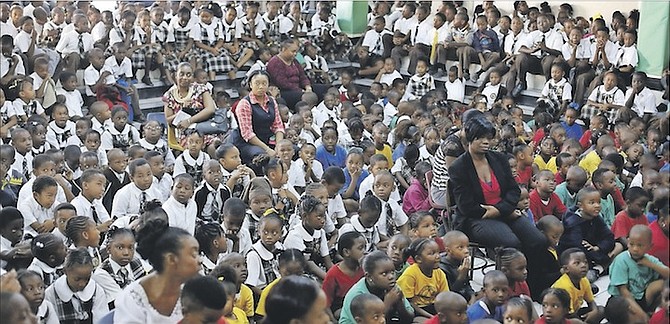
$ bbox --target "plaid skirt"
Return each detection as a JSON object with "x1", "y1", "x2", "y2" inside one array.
[
  {"x1": 198, "y1": 48, "x2": 234, "y2": 73},
  {"x1": 130, "y1": 46, "x2": 160, "y2": 70},
  {"x1": 580, "y1": 104, "x2": 620, "y2": 124}
]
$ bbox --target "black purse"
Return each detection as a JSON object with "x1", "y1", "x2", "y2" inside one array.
[{"x1": 195, "y1": 108, "x2": 231, "y2": 135}]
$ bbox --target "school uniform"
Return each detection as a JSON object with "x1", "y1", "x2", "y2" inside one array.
[
  {"x1": 581, "y1": 85, "x2": 625, "y2": 123},
  {"x1": 41, "y1": 21, "x2": 65, "y2": 48},
  {"x1": 55, "y1": 30, "x2": 94, "y2": 59},
  {"x1": 35, "y1": 299, "x2": 59, "y2": 324},
  {"x1": 111, "y1": 183, "x2": 162, "y2": 218},
  {"x1": 304, "y1": 54, "x2": 336, "y2": 84},
  {"x1": 480, "y1": 82, "x2": 506, "y2": 109},
  {"x1": 338, "y1": 215, "x2": 380, "y2": 252},
  {"x1": 444, "y1": 78, "x2": 465, "y2": 103},
  {"x1": 28, "y1": 258, "x2": 64, "y2": 287},
  {"x1": 561, "y1": 39, "x2": 592, "y2": 61},
  {"x1": 57, "y1": 88, "x2": 85, "y2": 119},
  {"x1": 235, "y1": 15, "x2": 266, "y2": 52},
  {"x1": 92, "y1": 258, "x2": 147, "y2": 309},
  {"x1": 152, "y1": 174, "x2": 173, "y2": 202},
  {"x1": 18, "y1": 196, "x2": 58, "y2": 238},
  {"x1": 362, "y1": 28, "x2": 393, "y2": 58},
  {"x1": 287, "y1": 158, "x2": 324, "y2": 190},
  {"x1": 625, "y1": 87, "x2": 657, "y2": 117},
  {"x1": 379, "y1": 70, "x2": 403, "y2": 87},
  {"x1": 71, "y1": 194, "x2": 111, "y2": 225},
  {"x1": 46, "y1": 120, "x2": 76, "y2": 149},
  {"x1": 45, "y1": 275, "x2": 108, "y2": 323},
  {"x1": 407, "y1": 73, "x2": 436, "y2": 99},
  {"x1": 12, "y1": 98, "x2": 45, "y2": 120},
  {"x1": 262, "y1": 12, "x2": 289, "y2": 44},
  {"x1": 245, "y1": 241, "x2": 282, "y2": 290},
  {"x1": 190, "y1": 21, "x2": 234, "y2": 74},
  {"x1": 80, "y1": 147, "x2": 108, "y2": 166},
  {"x1": 220, "y1": 166, "x2": 247, "y2": 199},
  {"x1": 194, "y1": 182, "x2": 230, "y2": 223},
  {"x1": 173, "y1": 151, "x2": 210, "y2": 186},
  {"x1": 83, "y1": 64, "x2": 116, "y2": 97},
  {"x1": 0, "y1": 52, "x2": 25, "y2": 78},
  {"x1": 102, "y1": 56, "x2": 133, "y2": 81},
  {"x1": 10, "y1": 151, "x2": 33, "y2": 179},
  {"x1": 540, "y1": 78, "x2": 572, "y2": 111},
  {"x1": 138, "y1": 138, "x2": 176, "y2": 168},
  {"x1": 100, "y1": 122, "x2": 140, "y2": 152},
  {"x1": 245, "y1": 60, "x2": 266, "y2": 79},
  {"x1": 221, "y1": 222, "x2": 252, "y2": 255},
  {"x1": 358, "y1": 174, "x2": 402, "y2": 203},
  {"x1": 164, "y1": 197, "x2": 198, "y2": 235},
  {"x1": 375, "y1": 194, "x2": 409, "y2": 237},
  {"x1": 284, "y1": 222, "x2": 330, "y2": 264},
  {"x1": 165, "y1": 17, "x2": 195, "y2": 72}
]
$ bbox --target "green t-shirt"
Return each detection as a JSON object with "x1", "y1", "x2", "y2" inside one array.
[
  {"x1": 338, "y1": 278, "x2": 414, "y2": 324},
  {"x1": 608, "y1": 251, "x2": 662, "y2": 300}
]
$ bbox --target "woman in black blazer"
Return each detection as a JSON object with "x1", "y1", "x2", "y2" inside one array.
[{"x1": 448, "y1": 117, "x2": 546, "y2": 253}]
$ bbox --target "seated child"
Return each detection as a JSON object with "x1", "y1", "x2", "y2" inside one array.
[
  {"x1": 561, "y1": 108, "x2": 584, "y2": 141},
  {"x1": 649, "y1": 281, "x2": 669, "y2": 324},
  {"x1": 194, "y1": 160, "x2": 231, "y2": 223},
  {"x1": 315, "y1": 126, "x2": 347, "y2": 169},
  {"x1": 55, "y1": 72, "x2": 84, "y2": 118},
  {"x1": 254, "y1": 249, "x2": 308, "y2": 318},
  {"x1": 17, "y1": 269, "x2": 60, "y2": 323},
  {"x1": 173, "y1": 130, "x2": 210, "y2": 185},
  {"x1": 502, "y1": 297, "x2": 534, "y2": 324},
  {"x1": 100, "y1": 107, "x2": 140, "y2": 152},
  {"x1": 604, "y1": 295, "x2": 651, "y2": 324},
  {"x1": 555, "y1": 152, "x2": 576, "y2": 184},
  {"x1": 358, "y1": 154, "x2": 401, "y2": 204},
  {"x1": 496, "y1": 247, "x2": 531, "y2": 299},
  {"x1": 322, "y1": 232, "x2": 366, "y2": 317},
  {"x1": 0, "y1": 207, "x2": 30, "y2": 271},
  {"x1": 444, "y1": 66, "x2": 466, "y2": 103},
  {"x1": 538, "y1": 63, "x2": 572, "y2": 116},
  {"x1": 244, "y1": 214, "x2": 283, "y2": 297},
  {"x1": 18, "y1": 176, "x2": 60, "y2": 237},
  {"x1": 27, "y1": 233, "x2": 67, "y2": 287},
  {"x1": 528, "y1": 215, "x2": 564, "y2": 301},
  {"x1": 45, "y1": 103, "x2": 76, "y2": 150},
  {"x1": 611, "y1": 187, "x2": 650, "y2": 248},
  {"x1": 179, "y1": 275, "x2": 226, "y2": 324},
  {"x1": 339, "y1": 195, "x2": 382, "y2": 253},
  {"x1": 102, "y1": 148, "x2": 130, "y2": 212},
  {"x1": 474, "y1": 69, "x2": 507, "y2": 110},
  {"x1": 552, "y1": 248, "x2": 604, "y2": 323},
  {"x1": 349, "y1": 293, "x2": 387, "y2": 324},
  {"x1": 439, "y1": 230, "x2": 475, "y2": 303},
  {"x1": 221, "y1": 198, "x2": 253, "y2": 255},
  {"x1": 144, "y1": 151, "x2": 172, "y2": 202},
  {"x1": 555, "y1": 166, "x2": 588, "y2": 209},
  {"x1": 111, "y1": 158, "x2": 162, "y2": 217},
  {"x1": 467, "y1": 270, "x2": 509, "y2": 322},
  {"x1": 288, "y1": 143, "x2": 323, "y2": 194},
  {"x1": 648, "y1": 202, "x2": 669, "y2": 267},
  {"x1": 391, "y1": 143, "x2": 419, "y2": 195},
  {"x1": 340, "y1": 150, "x2": 368, "y2": 204},
  {"x1": 164, "y1": 174, "x2": 197, "y2": 235},
  {"x1": 581, "y1": 71, "x2": 625, "y2": 125},
  {"x1": 608, "y1": 225, "x2": 670, "y2": 313},
  {"x1": 217, "y1": 254, "x2": 254, "y2": 320},
  {"x1": 424, "y1": 291, "x2": 468, "y2": 324},
  {"x1": 529, "y1": 170, "x2": 568, "y2": 222}
]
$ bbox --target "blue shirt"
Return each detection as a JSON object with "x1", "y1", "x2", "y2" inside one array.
[
  {"x1": 561, "y1": 122, "x2": 584, "y2": 141},
  {"x1": 341, "y1": 168, "x2": 369, "y2": 201},
  {"x1": 392, "y1": 142, "x2": 406, "y2": 162},
  {"x1": 316, "y1": 145, "x2": 347, "y2": 169},
  {"x1": 467, "y1": 299, "x2": 504, "y2": 322}
]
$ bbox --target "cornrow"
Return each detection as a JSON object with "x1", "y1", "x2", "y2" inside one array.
[
  {"x1": 299, "y1": 195, "x2": 323, "y2": 216},
  {"x1": 278, "y1": 248, "x2": 306, "y2": 268},
  {"x1": 403, "y1": 238, "x2": 432, "y2": 261},
  {"x1": 65, "y1": 216, "x2": 93, "y2": 246},
  {"x1": 64, "y1": 247, "x2": 94, "y2": 269},
  {"x1": 195, "y1": 222, "x2": 224, "y2": 255},
  {"x1": 495, "y1": 247, "x2": 525, "y2": 271},
  {"x1": 30, "y1": 233, "x2": 63, "y2": 264},
  {"x1": 105, "y1": 226, "x2": 134, "y2": 242}
]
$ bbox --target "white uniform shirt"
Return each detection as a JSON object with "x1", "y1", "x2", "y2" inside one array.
[
  {"x1": 111, "y1": 183, "x2": 162, "y2": 218},
  {"x1": 71, "y1": 194, "x2": 111, "y2": 224},
  {"x1": 55, "y1": 88, "x2": 84, "y2": 118},
  {"x1": 164, "y1": 197, "x2": 198, "y2": 235}
]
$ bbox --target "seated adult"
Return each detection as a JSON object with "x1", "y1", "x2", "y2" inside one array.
[
  {"x1": 233, "y1": 70, "x2": 285, "y2": 164},
  {"x1": 266, "y1": 39, "x2": 325, "y2": 110},
  {"x1": 162, "y1": 62, "x2": 216, "y2": 149},
  {"x1": 448, "y1": 116, "x2": 546, "y2": 254}
]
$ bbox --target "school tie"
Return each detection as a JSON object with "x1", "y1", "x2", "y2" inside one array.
[
  {"x1": 22, "y1": 158, "x2": 28, "y2": 178},
  {"x1": 91, "y1": 205, "x2": 101, "y2": 224},
  {"x1": 373, "y1": 32, "x2": 382, "y2": 56},
  {"x1": 78, "y1": 33, "x2": 85, "y2": 59},
  {"x1": 139, "y1": 191, "x2": 148, "y2": 213},
  {"x1": 210, "y1": 191, "x2": 220, "y2": 221},
  {"x1": 385, "y1": 203, "x2": 395, "y2": 236},
  {"x1": 430, "y1": 29, "x2": 438, "y2": 64},
  {"x1": 118, "y1": 267, "x2": 130, "y2": 288},
  {"x1": 413, "y1": 24, "x2": 419, "y2": 45}
]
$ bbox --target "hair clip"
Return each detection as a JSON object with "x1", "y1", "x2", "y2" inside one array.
[
  {"x1": 217, "y1": 275, "x2": 225, "y2": 282},
  {"x1": 35, "y1": 241, "x2": 45, "y2": 248}
]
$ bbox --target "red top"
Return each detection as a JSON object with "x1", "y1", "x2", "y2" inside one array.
[
  {"x1": 579, "y1": 129, "x2": 617, "y2": 149},
  {"x1": 611, "y1": 210, "x2": 649, "y2": 239},
  {"x1": 266, "y1": 56, "x2": 310, "y2": 91},
  {"x1": 650, "y1": 308, "x2": 669, "y2": 324},
  {"x1": 535, "y1": 317, "x2": 570, "y2": 324},
  {"x1": 555, "y1": 171, "x2": 565, "y2": 184},
  {"x1": 322, "y1": 263, "x2": 364, "y2": 309},
  {"x1": 529, "y1": 190, "x2": 568, "y2": 222},
  {"x1": 532, "y1": 128, "x2": 546, "y2": 146},
  {"x1": 234, "y1": 94, "x2": 285, "y2": 142},
  {"x1": 425, "y1": 315, "x2": 440, "y2": 324},
  {"x1": 648, "y1": 221, "x2": 669, "y2": 267},
  {"x1": 402, "y1": 179, "x2": 432, "y2": 215},
  {"x1": 516, "y1": 165, "x2": 533, "y2": 188},
  {"x1": 480, "y1": 170, "x2": 502, "y2": 206},
  {"x1": 612, "y1": 187, "x2": 626, "y2": 212},
  {"x1": 509, "y1": 280, "x2": 531, "y2": 298}
]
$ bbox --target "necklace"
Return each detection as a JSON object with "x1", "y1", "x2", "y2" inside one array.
[{"x1": 171, "y1": 85, "x2": 194, "y2": 105}]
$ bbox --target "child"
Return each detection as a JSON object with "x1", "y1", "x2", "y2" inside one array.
[
  {"x1": 46, "y1": 103, "x2": 76, "y2": 150},
  {"x1": 339, "y1": 195, "x2": 382, "y2": 252},
  {"x1": 0, "y1": 207, "x2": 29, "y2": 271},
  {"x1": 102, "y1": 148, "x2": 130, "y2": 212},
  {"x1": 88, "y1": 102, "x2": 112, "y2": 135},
  {"x1": 528, "y1": 215, "x2": 564, "y2": 301},
  {"x1": 139, "y1": 120, "x2": 176, "y2": 170},
  {"x1": 55, "y1": 72, "x2": 84, "y2": 118},
  {"x1": 18, "y1": 176, "x2": 59, "y2": 237},
  {"x1": 221, "y1": 198, "x2": 253, "y2": 255},
  {"x1": 71, "y1": 169, "x2": 112, "y2": 231},
  {"x1": 27, "y1": 120, "x2": 50, "y2": 156},
  {"x1": 372, "y1": 171, "x2": 409, "y2": 239},
  {"x1": 625, "y1": 71, "x2": 657, "y2": 118},
  {"x1": 92, "y1": 227, "x2": 146, "y2": 309},
  {"x1": 496, "y1": 247, "x2": 531, "y2": 299},
  {"x1": 243, "y1": 187, "x2": 273, "y2": 243},
  {"x1": 559, "y1": 187, "x2": 615, "y2": 278},
  {"x1": 17, "y1": 269, "x2": 59, "y2": 324},
  {"x1": 536, "y1": 288, "x2": 571, "y2": 324},
  {"x1": 304, "y1": 42, "x2": 334, "y2": 85},
  {"x1": 219, "y1": 273, "x2": 249, "y2": 324},
  {"x1": 406, "y1": 57, "x2": 435, "y2": 100},
  {"x1": 0, "y1": 89, "x2": 17, "y2": 141},
  {"x1": 27, "y1": 233, "x2": 67, "y2": 287},
  {"x1": 84, "y1": 48, "x2": 115, "y2": 101},
  {"x1": 608, "y1": 225, "x2": 669, "y2": 312},
  {"x1": 555, "y1": 152, "x2": 576, "y2": 184},
  {"x1": 529, "y1": 170, "x2": 568, "y2": 222},
  {"x1": 591, "y1": 168, "x2": 617, "y2": 227},
  {"x1": 555, "y1": 166, "x2": 588, "y2": 209},
  {"x1": 401, "y1": 158, "x2": 431, "y2": 215},
  {"x1": 513, "y1": 143, "x2": 535, "y2": 188},
  {"x1": 475, "y1": 69, "x2": 507, "y2": 110},
  {"x1": 173, "y1": 130, "x2": 210, "y2": 185},
  {"x1": 369, "y1": 124, "x2": 392, "y2": 167},
  {"x1": 502, "y1": 297, "x2": 534, "y2": 324},
  {"x1": 612, "y1": 29, "x2": 638, "y2": 88},
  {"x1": 581, "y1": 71, "x2": 625, "y2": 125},
  {"x1": 216, "y1": 144, "x2": 254, "y2": 200},
  {"x1": 551, "y1": 248, "x2": 604, "y2": 323},
  {"x1": 64, "y1": 216, "x2": 102, "y2": 266},
  {"x1": 255, "y1": 248, "x2": 308, "y2": 318},
  {"x1": 164, "y1": 173, "x2": 197, "y2": 235},
  {"x1": 538, "y1": 63, "x2": 572, "y2": 116},
  {"x1": 375, "y1": 58, "x2": 402, "y2": 88},
  {"x1": 194, "y1": 160, "x2": 231, "y2": 223},
  {"x1": 102, "y1": 43, "x2": 142, "y2": 122},
  {"x1": 284, "y1": 195, "x2": 334, "y2": 280},
  {"x1": 44, "y1": 247, "x2": 108, "y2": 322},
  {"x1": 245, "y1": 47, "x2": 271, "y2": 80},
  {"x1": 218, "y1": 254, "x2": 254, "y2": 320},
  {"x1": 392, "y1": 143, "x2": 419, "y2": 194},
  {"x1": 444, "y1": 66, "x2": 466, "y2": 103},
  {"x1": 439, "y1": 230, "x2": 475, "y2": 303},
  {"x1": 648, "y1": 203, "x2": 669, "y2": 267},
  {"x1": 180, "y1": 275, "x2": 227, "y2": 324},
  {"x1": 194, "y1": 222, "x2": 226, "y2": 275},
  {"x1": 313, "y1": 92, "x2": 342, "y2": 129},
  {"x1": 467, "y1": 270, "x2": 509, "y2": 322},
  {"x1": 316, "y1": 126, "x2": 347, "y2": 169},
  {"x1": 649, "y1": 281, "x2": 669, "y2": 324},
  {"x1": 288, "y1": 143, "x2": 323, "y2": 194},
  {"x1": 11, "y1": 77, "x2": 46, "y2": 124},
  {"x1": 111, "y1": 158, "x2": 161, "y2": 217},
  {"x1": 534, "y1": 137, "x2": 558, "y2": 174},
  {"x1": 9, "y1": 128, "x2": 33, "y2": 179},
  {"x1": 55, "y1": 14, "x2": 93, "y2": 75},
  {"x1": 100, "y1": 107, "x2": 140, "y2": 152},
  {"x1": 323, "y1": 231, "x2": 366, "y2": 317},
  {"x1": 340, "y1": 150, "x2": 368, "y2": 204},
  {"x1": 245, "y1": 214, "x2": 283, "y2": 296},
  {"x1": 561, "y1": 108, "x2": 584, "y2": 142},
  {"x1": 144, "y1": 151, "x2": 172, "y2": 202},
  {"x1": 349, "y1": 293, "x2": 386, "y2": 324},
  {"x1": 611, "y1": 187, "x2": 650, "y2": 247},
  {"x1": 397, "y1": 238, "x2": 449, "y2": 318}
]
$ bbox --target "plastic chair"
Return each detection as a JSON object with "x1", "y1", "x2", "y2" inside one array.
[{"x1": 425, "y1": 171, "x2": 451, "y2": 233}]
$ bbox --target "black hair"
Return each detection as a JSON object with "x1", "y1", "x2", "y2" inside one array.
[
  {"x1": 350, "y1": 293, "x2": 382, "y2": 318},
  {"x1": 143, "y1": 150, "x2": 162, "y2": 161},
  {"x1": 403, "y1": 238, "x2": 435, "y2": 261},
  {"x1": 559, "y1": 247, "x2": 584, "y2": 266},
  {"x1": 195, "y1": 222, "x2": 224, "y2": 255},
  {"x1": 210, "y1": 263, "x2": 238, "y2": 286},
  {"x1": 278, "y1": 248, "x2": 307, "y2": 268},
  {"x1": 30, "y1": 233, "x2": 64, "y2": 266},
  {"x1": 369, "y1": 154, "x2": 389, "y2": 166},
  {"x1": 555, "y1": 152, "x2": 574, "y2": 168},
  {"x1": 264, "y1": 276, "x2": 322, "y2": 324},
  {"x1": 465, "y1": 116, "x2": 496, "y2": 142},
  {"x1": 362, "y1": 250, "x2": 392, "y2": 274},
  {"x1": 591, "y1": 168, "x2": 610, "y2": 185},
  {"x1": 337, "y1": 231, "x2": 364, "y2": 256},
  {"x1": 605, "y1": 296, "x2": 630, "y2": 324},
  {"x1": 359, "y1": 195, "x2": 382, "y2": 217},
  {"x1": 541, "y1": 287, "x2": 571, "y2": 310},
  {"x1": 505, "y1": 297, "x2": 533, "y2": 320},
  {"x1": 322, "y1": 166, "x2": 345, "y2": 185},
  {"x1": 65, "y1": 247, "x2": 94, "y2": 269},
  {"x1": 625, "y1": 186, "x2": 650, "y2": 203},
  {"x1": 80, "y1": 168, "x2": 104, "y2": 184},
  {"x1": 495, "y1": 247, "x2": 525, "y2": 271},
  {"x1": 409, "y1": 211, "x2": 434, "y2": 230},
  {"x1": 181, "y1": 275, "x2": 227, "y2": 311},
  {"x1": 105, "y1": 226, "x2": 134, "y2": 243},
  {"x1": 403, "y1": 143, "x2": 420, "y2": 163},
  {"x1": 16, "y1": 269, "x2": 42, "y2": 288},
  {"x1": 128, "y1": 158, "x2": 149, "y2": 176},
  {"x1": 253, "y1": 155, "x2": 283, "y2": 177},
  {"x1": 0, "y1": 207, "x2": 23, "y2": 229},
  {"x1": 120, "y1": 9, "x2": 137, "y2": 21},
  {"x1": 136, "y1": 219, "x2": 191, "y2": 273},
  {"x1": 32, "y1": 154, "x2": 55, "y2": 171},
  {"x1": 222, "y1": 197, "x2": 246, "y2": 220},
  {"x1": 576, "y1": 186, "x2": 599, "y2": 203},
  {"x1": 65, "y1": 216, "x2": 94, "y2": 245},
  {"x1": 173, "y1": 173, "x2": 195, "y2": 187},
  {"x1": 536, "y1": 215, "x2": 562, "y2": 232},
  {"x1": 32, "y1": 175, "x2": 57, "y2": 194},
  {"x1": 215, "y1": 143, "x2": 237, "y2": 159},
  {"x1": 299, "y1": 195, "x2": 324, "y2": 216},
  {"x1": 59, "y1": 71, "x2": 76, "y2": 85}
]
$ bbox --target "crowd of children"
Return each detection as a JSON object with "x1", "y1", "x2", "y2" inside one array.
[{"x1": 0, "y1": 0, "x2": 669, "y2": 324}]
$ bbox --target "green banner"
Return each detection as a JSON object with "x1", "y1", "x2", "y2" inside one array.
[
  {"x1": 336, "y1": 0, "x2": 369, "y2": 37},
  {"x1": 638, "y1": 1, "x2": 670, "y2": 76}
]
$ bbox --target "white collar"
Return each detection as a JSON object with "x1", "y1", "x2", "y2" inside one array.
[
  {"x1": 182, "y1": 151, "x2": 204, "y2": 166},
  {"x1": 201, "y1": 254, "x2": 217, "y2": 270},
  {"x1": 351, "y1": 215, "x2": 374, "y2": 233},
  {"x1": 0, "y1": 236, "x2": 13, "y2": 248},
  {"x1": 251, "y1": 241, "x2": 283, "y2": 261},
  {"x1": 36, "y1": 299, "x2": 50, "y2": 318},
  {"x1": 139, "y1": 138, "x2": 165, "y2": 150},
  {"x1": 108, "y1": 258, "x2": 132, "y2": 276},
  {"x1": 53, "y1": 275, "x2": 97, "y2": 302}
]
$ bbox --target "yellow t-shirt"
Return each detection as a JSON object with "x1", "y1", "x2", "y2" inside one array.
[
  {"x1": 375, "y1": 144, "x2": 393, "y2": 166},
  {"x1": 551, "y1": 273, "x2": 594, "y2": 314},
  {"x1": 534, "y1": 155, "x2": 558, "y2": 174},
  {"x1": 225, "y1": 307, "x2": 250, "y2": 324},
  {"x1": 235, "y1": 284, "x2": 254, "y2": 317},
  {"x1": 255, "y1": 278, "x2": 280, "y2": 317},
  {"x1": 397, "y1": 263, "x2": 449, "y2": 308},
  {"x1": 578, "y1": 151, "x2": 601, "y2": 176}
]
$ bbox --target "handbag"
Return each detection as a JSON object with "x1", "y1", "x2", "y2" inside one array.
[{"x1": 195, "y1": 108, "x2": 231, "y2": 135}]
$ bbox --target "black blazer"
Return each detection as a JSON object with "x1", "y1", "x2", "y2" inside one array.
[{"x1": 448, "y1": 150, "x2": 520, "y2": 220}]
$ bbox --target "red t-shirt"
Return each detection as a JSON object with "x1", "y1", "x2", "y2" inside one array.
[
  {"x1": 425, "y1": 315, "x2": 440, "y2": 324},
  {"x1": 516, "y1": 165, "x2": 533, "y2": 188},
  {"x1": 611, "y1": 210, "x2": 649, "y2": 239},
  {"x1": 509, "y1": 280, "x2": 531, "y2": 298},
  {"x1": 650, "y1": 308, "x2": 669, "y2": 324},
  {"x1": 535, "y1": 316, "x2": 570, "y2": 324},
  {"x1": 322, "y1": 263, "x2": 364, "y2": 310},
  {"x1": 480, "y1": 170, "x2": 502, "y2": 206},
  {"x1": 648, "y1": 221, "x2": 669, "y2": 267},
  {"x1": 555, "y1": 172, "x2": 565, "y2": 185},
  {"x1": 529, "y1": 190, "x2": 568, "y2": 222}
]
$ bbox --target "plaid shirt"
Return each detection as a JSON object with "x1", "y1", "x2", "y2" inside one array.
[
  {"x1": 235, "y1": 95, "x2": 285, "y2": 142},
  {"x1": 407, "y1": 73, "x2": 436, "y2": 98}
]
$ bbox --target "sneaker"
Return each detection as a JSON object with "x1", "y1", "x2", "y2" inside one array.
[
  {"x1": 586, "y1": 269, "x2": 600, "y2": 283},
  {"x1": 141, "y1": 76, "x2": 153, "y2": 86},
  {"x1": 470, "y1": 70, "x2": 480, "y2": 83},
  {"x1": 511, "y1": 82, "x2": 526, "y2": 97},
  {"x1": 463, "y1": 70, "x2": 470, "y2": 81}
]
